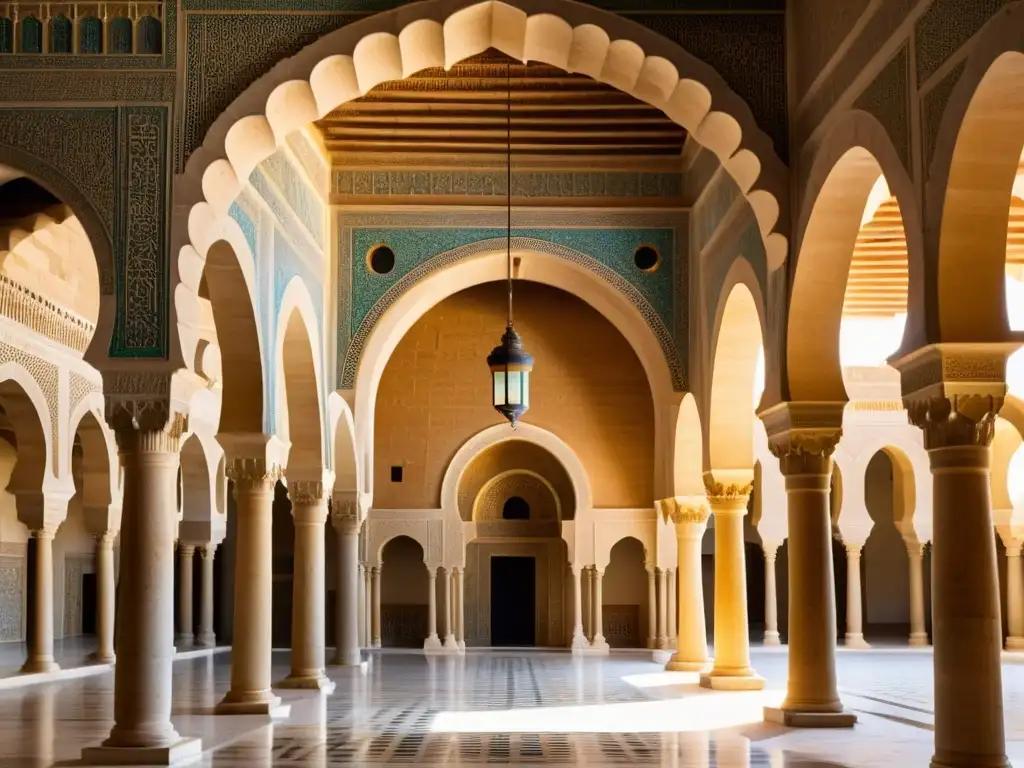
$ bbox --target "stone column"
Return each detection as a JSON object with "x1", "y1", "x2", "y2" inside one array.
[
  {"x1": 646, "y1": 567, "x2": 657, "y2": 648},
  {"x1": 454, "y1": 567, "x2": 466, "y2": 650},
  {"x1": 23, "y1": 526, "x2": 60, "y2": 673},
  {"x1": 176, "y1": 544, "x2": 196, "y2": 648},
  {"x1": 357, "y1": 564, "x2": 366, "y2": 647},
  {"x1": 907, "y1": 540, "x2": 930, "y2": 648},
  {"x1": 371, "y1": 566, "x2": 381, "y2": 648},
  {"x1": 197, "y1": 545, "x2": 217, "y2": 648},
  {"x1": 762, "y1": 417, "x2": 854, "y2": 727},
  {"x1": 216, "y1": 457, "x2": 283, "y2": 715},
  {"x1": 591, "y1": 568, "x2": 608, "y2": 650},
  {"x1": 92, "y1": 531, "x2": 117, "y2": 663},
  {"x1": 667, "y1": 568, "x2": 676, "y2": 645},
  {"x1": 331, "y1": 501, "x2": 362, "y2": 667},
  {"x1": 280, "y1": 481, "x2": 332, "y2": 690},
  {"x1": 656, "y1": 568, "x2": 668, "y2": 649},
  {"x1": 763, "y1": 542, "x2": 781, "y2": 646},
  {"x1": 894, "y1": 350, "x2": 1011, "y2": 767},
  {"x1": 844, "y1": 543, "x2": 869, "y2": 648},
  {"x1": 424, "y1": 566, "x2": 442, "y2": 650},
  {"x1": 82, "y1": 425, "x2": 201, "y2": 764},
  {"x1": 583, "y1": 567, "x2": 593, "y2": 641},
  {"x1": 1006, "y1": 543, "x2": 1024, "y2": 651},
  {"x1": 700, "y1": 476, "x2": 762, "y2": 690},
  {"x1": 571, "y1": 565, "x2": 588, "y2": 650},
  {"x1": 443, "y1": 568, "x2": 458, "y2": 650},
  {"x1": 664, "y1": 497, "x2": 710, "y2": 671}
]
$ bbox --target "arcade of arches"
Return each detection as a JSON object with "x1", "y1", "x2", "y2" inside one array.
[{"x1": 2, "y1": 1, "x2": 1024, "y2": 766}]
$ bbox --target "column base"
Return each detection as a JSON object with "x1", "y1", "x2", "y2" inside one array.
[
  {"x1": 331, "y1": 649, "x2": 364, "y2": 667},
  {"x1": 590, "y1": 635, "x2": 610, "y2": 652},
  {"x1": 571, "y1": 630, "x2": 590, "y2": 651},
  {"x1": 655, "y1": 637, "x2": 668, "y2": 650},
  {"x1": 930, "y1": 752, "x2": 1011, "y2": 768},
  {"x1": 88, "y1": 651, "x2": 116, "y2": 664},
  {"x1": 81, "y1": 737, "x2": 203, "y2": 766},
  {"x1": 424, "y1": 634, "x2": 443, "y2": 652},
  {"x1": 763, "y1": 631, "x2": 781, "y2": 646},
  {"x1": 910, "y1": 633, "x2": 931, "y2": 648},
  {"x1": 699, "y1": 670, "x2": 765, "y2": 691},
  {"x1": 196, "y1": 633, "x2": 217, "y2": 648},
  {"x1": 215, "y1": 693, "x2": 290, "y2": 717},
  {"x1": 1005, "y1": 636, "x2": 1024, "y2": 651},
  {"x1": 371, "y1": 641, "x2": 382, "y2": 649},
  {"x1": 665, "y1": 653, "x2": 709, "y2": 672},
  {"x1": 764, "y1": 706, "x2": 857, "y2": 728},
  {"x1": 844, "y1": 633, "x2": 871, "y2": 649},
  {"x1": 278, "y1": 673, "x2": 336, "y2": 693},
  {"x1": 20, "y1": 658, "x2": 59, "y2": 674},
  {"x1": 174, "y1": 635, "x2": 194, "y2": 650},
  {"x1": 458, "y1": 640, "x2": 466, "y2": 651},
  {"x1": 443, "y1": 634, "x2": 459, "y2": 651}
]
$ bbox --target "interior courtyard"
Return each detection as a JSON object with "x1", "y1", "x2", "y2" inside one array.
[{"x1": 0, "y1": 0, "x2": 1023, "y2": 765}]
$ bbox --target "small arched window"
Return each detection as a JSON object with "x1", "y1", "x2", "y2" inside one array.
[
  {"x1": 502, "y1": 496, "x2": 530, "y2": 521},
  {"x1": 79, "y1": 16, "x2": 103, "y2": 53},
  {"x1": 137, "y1": 16, "x2": 162, "y2": 54},
  {"x1": 49, "y1": 15, "x2": 72, "y2": 53},
  {"x1": 110, "y1": 16, "x2": 133, "y2": 54},
  {"x1": 20, "y1": 16, "x2": 42, "y2": 53}
]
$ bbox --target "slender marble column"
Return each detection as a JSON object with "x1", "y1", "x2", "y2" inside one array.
[
  {"x1": 700, "y1": 481, "x2": 762, "y2": 690},
  {"x1": 443, "y1": 568, "x2": 458, "y2": 650},
  {"x1": 646, "y1": 568, "x2": 657, "y2": 649},
  {"x1": 280, "y1": 482, "x2": 332, "y2": 690},
  {"x1": 176, "y1": 544, "x2": 195, "y2": 648},
  {"x1": 24, "y1": 527, "x2": 59, "y2": 673},
  {"x1": 371, "y1": 567, "x2": 381, "y2": 648},
  {"x1": 357, "y1": 564, "x2": 366, "y2": 647},
  {"x1": 1006, "y1": 544, "x2": 1024, "y2": 650},
  {"x1": 591, "y1": 568, "x2": 608, "y2": 650},
  {"x1": 332, "y1": 507, "x2": 362, "y2": 666},
  {"x1": 844, "y1": 543, "x2": 869, "y2": 648},
  {"x1": 197, "y1": 545, "x2": 217, "y2": 648},
  {"x1": 583, "y1": 567, "x2": 593, "y2": 641},
  {"x1": 217, "y1": 458, "x2": 282, "y2": 715},
  {"x1": 92, "y1": 531, "x2": 117, "y2": 662},
  {"x1": 656, "y1": 568, "x2": 668, "y2": 649},
  {"x1": 82, "y1": 427, "x2": 201, "y2": 763},
  {"x1": 764, "y1": 428, "x2": 854, "y2": 727},
  {"x1": 424, "y1": 566, "x2": 442, "y2": 650},
  {"x1": 763, "y1": 542, "x2": 780, "y2": 646},
  {"x1": 667, "y1": 568, "x2": 677, "y2": 646},
  {"x1": 666, "y1": 498, "x2": 710, "y2": 671},
  {"x1": 908, "y1": 541, "x2": 930, "y2": 647},
  {"x1": 570, "y1": 565, "x2": 588, "y2": 650},
  {"x1": 454, "y1": 567, "x2": 466, "y2": 650}
]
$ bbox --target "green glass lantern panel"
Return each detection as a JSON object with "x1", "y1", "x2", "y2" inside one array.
[
  {"x1": 49, "y1": 15, "x2": 72, "y2": 53},
  {"x1": 0, "y1": 18, "x2": 12, "y2": 53},
  {"x1": 137, "y1": 15, "x2": 161, "y2": 54},
  {"x1": 19, "y1": 16, "x2": 42, "y2": 53},
  {"x1": 79, "y1": 16, "x2": 102, "y2": 53},
  {"x1": 493, "y1": 371, "x2": 506, "y2": 407},
  {"x1": 110, "y1": 16, "x2": 132, "y2": 53}
]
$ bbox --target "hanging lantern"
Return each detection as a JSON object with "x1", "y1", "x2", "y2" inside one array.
[
  {"x1": 487, "y1": 59, "x2": 534, "y2": 429},
  {"x1": 488, "y1": 324, "x2": 533, "y2": 428}
]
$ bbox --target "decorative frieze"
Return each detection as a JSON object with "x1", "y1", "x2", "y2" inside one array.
[{"x1": 0, "y1": 273, "x2": 95, "y2": 352}]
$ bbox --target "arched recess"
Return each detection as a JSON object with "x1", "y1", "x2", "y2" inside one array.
[
  {"x1": 179, "y1": 0, "x2": 788, "y2": 271},
  {"x1": 788, "y1": 112, "x2": 924, "y2": 402},
  {"x1": 992, "y1": 418, "x2": 1023, "y2": 517},
  {"x1": 329, "y1": 391, "x2": 360, "y2": 497},
  {"x1": 379, "y1": 534, "x2": 430, "y2": 648},
  {"x1": 358, "y1": 245, "x2": 670, "y2": 504},
  {"x1": 927, "y1": 11, "x2": 1024, "y2": 343},
  {"x1": 706, "y1": 261, "x2": 766, "y2": 472},
  {"x1": 67, "y1": 398, "x2": 116, "y2": 512},
  {"x1": 274, "y1": 279, "x2": 325, "y2": 477},
  {"x1": 0, "y1": 362, "x2": 54, "y2": 492},
  {"x1": 672, "y1": 392, "x2": 704, "y2": 497},
  {"x1": 603, "y1": 536, "x2": 649, "y2": 648},
  {"x1": 180, "y1": 434, "x2": 214, "y2": 523}
]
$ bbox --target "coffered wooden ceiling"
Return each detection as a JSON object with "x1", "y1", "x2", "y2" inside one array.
[{"x1": 315, "y1": 50, "x2": 686, "y2": 163}]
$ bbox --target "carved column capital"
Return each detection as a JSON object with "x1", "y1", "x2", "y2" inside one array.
[
  {"x1": 103, "y1": 370, "x2": 188, "y2": 440},
  {"x1": 200, "y1": 544, "x2": 218, "y2": 561},
  {"x1": 227, "y1": 457, "x2": 284, "y2": 494},
  {"x1": 658, "y1": 495, "x2": 711, "y2": 528},
  {"x1": 845, "y1": 542, "x2": 863, "y2": 558},
  {"x1": 331, "y1": 494, "x2": 360, "y2": 535},
  {"x1": 14, "y1": 489, "x2": 72, "y2": 533},
  {"x1": 759, "y1": 401, "x2": 844, "y2": 477},
  {"x1": 703, "y1": 471, "x2": 752, "y2": 510},
  {"x1": 905, "y1": 394, "x2": 1001, "y2": 450}
]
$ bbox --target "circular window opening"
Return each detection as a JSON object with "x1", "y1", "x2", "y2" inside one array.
[
  {"x1": 633, "y1": 244, "x2": 660, "y2": 272},
  {"x1": 502, "y1": 496, "x2": 530, "y2": 521},
  {"x1": 368, "y1": 244, "x2": 396, "y2": 275}
]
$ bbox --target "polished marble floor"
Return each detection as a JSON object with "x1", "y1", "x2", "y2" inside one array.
[{"x1": 1, "y1": 647, "x2": 1022, "y2": 766}]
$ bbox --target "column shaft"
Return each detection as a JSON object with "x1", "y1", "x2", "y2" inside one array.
[
  {"x1": 443, "y1": 568, "x2": 457, "y2": 649},
  {"x1": 571, "y1": 566, "x2": 587, "y2": 650},
  {"x1": 176, "y1": 545, "x2": 195, "y2": 647},
  {"x1": 217, "y1": 462, "x2": 280, "y2": 715},
  {"x1": 667, "y1": 568, "x2": 677, "y2": 644},
  {"x1": 656, "y1": 568, "x2": 668, "y2": 648},
  {"x1": 930, "y1": 445, "x2": 1006, "y2": 767},
  {"x1": 455, "y1": 567, "x2": 466, "y2": 649},
  {"x1": 700, "y1": 493, "x2": 761, "y2": 690},
  {"x1": 24, "y1": 529, "x2": 58, "y2": 673},
  {"x1": 333, "y1": 523, "x2": 361, "y2": 666},
  {"x1": 763, "y1": 546, "x2": 780, "y2": 646},
  {"x1": 281, "y1": 491, "x2": 331, "y2": 689},
  {"x1": 908, "y1": 542, "x2": 929, "y2": 647},
  {"x1": 197, "y1": 546, "x2": 216, "y2": 648},
  {"x1": 667, "y1": 509, "x2": 709, "y2": 671},
  {"x1": 583, "y1": 567, "x2": 593, "y2": 641},
  {"x1": 591, "y1": 568, "x2": 607, "y2": 648},
  {"x1": 425, "y1": 568, "x2": 441, "y2": 650},
  {"x1": 357, "y1": 564, "x2": 366, "y2": 647},
  {"x1": 93, "y1": 533, "x2": 116, "y2": 662},
  {"x1": 371, "y1": 567, "x2": 381, "y2": 648},
  {"x1": 844, "y1": 545, "x2": 868, "y2": 647},
  {"x1": 646, "y1": 568, "x2": 657, "y2": 648}
]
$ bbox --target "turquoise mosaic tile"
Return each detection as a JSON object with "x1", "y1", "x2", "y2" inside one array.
[
  {"x1": 260, "y1": 150, "x2": 325, "y2": 248},
  {"x1": 349, "y1": 227, "x2": 675, "y2": 332},
  {"x1": 228, "y1": 202, "x2": 257, "y2": 260}
]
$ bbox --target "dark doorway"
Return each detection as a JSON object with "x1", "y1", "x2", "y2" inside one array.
[
  {"x1": 81, "y1": 573, "x2": 97, "y2": 635},
  {"x1": 491, "y1": 556, "x2": 535, "y2": 646}
]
